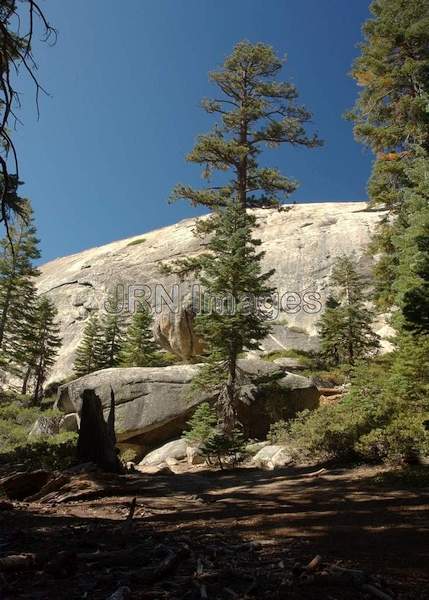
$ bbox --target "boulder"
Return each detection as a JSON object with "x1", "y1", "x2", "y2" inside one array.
[
  {"x1": 245, "y1": 440, "x2": 270, "y2": 455},
  {"x1": 154, "y1": 303, "x2": 205, "y2": 360},
  {"x1": 28, "y1": 415, "x2": 62, "y2": 438},
  {"x1": 60, "y1": 413, "x2": 80, "y2": 433},
  {"x1": 56, "y1": 365, "x2": 202, "y2": 445},
  {"x1": 139, "y1": 439, "x2": 189, "y2": 466},
  {"x1": 253, "y1": 445, "x2": 293, "y2": 470},
  {"x1": 272, "y1": 357, "x2": 306, "y2": 371},
  {"x1": 186, "y1": 445, "x2": 206, "y2": 465}
]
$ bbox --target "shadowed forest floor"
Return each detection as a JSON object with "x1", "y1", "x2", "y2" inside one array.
[{"x1": 0, "y1": 464, "x2": 428, "y2": 599}]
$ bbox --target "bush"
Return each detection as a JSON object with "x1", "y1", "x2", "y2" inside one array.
[
  {"x1": 127, "y1": 238, "x2": 146, "y2": 246},
  {"x1": 356, "y1": 414, "x2": 429, "y2": 464},
  {"x1": 269, "y1": 354, "x2": 429, "y2": 466},
  {"x1": 0, "y1": 432, "x2": 78, "y2": 471}
]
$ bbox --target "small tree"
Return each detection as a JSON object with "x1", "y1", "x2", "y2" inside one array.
[
  {"x1": 201, "y1": 426, "x2": 246, "y2": 470},
  {"x1": 23, "y1": 297, "x2": 62, "y2": 404},
  {"x1": 318, "y1": 255, "x2": 380, "y2": 365},
  {"x1": 73, "y1": 315, "x2": 104, "y2": 377},
  {"x1": 119, "y1": 302, "x2": 162, "y2": 367},
  {"x1": 184, "y1": 402, "x2": 217, "y2": 445}
]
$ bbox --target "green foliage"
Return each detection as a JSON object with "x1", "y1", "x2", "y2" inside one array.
[
  {"x1": 0, "y1": 433, "x2": 77, "y2": 471},
  {"x1": 347, "y1": 0, "x2": 429, "y2": 306},
  {"x1": 120, "y1": 302, "x2": 163, "y2": 367},
  {"x1": 20, "y1": 296, "x2": 62, "y2": 403},
  {"x1": 184, "y1": 402, "x2": 217, "y2": 445},
  {"x1": 119, "y1": 447, "x2": 140, "y2": 464},
  {"x1": 73, "y1": 315, "x2": 104, "y2": 377},
  {"x1": 270, "y1": 342, "x2": 429, "y2": 465},
  {"x1": 98, "y1": 309, "x2": 126, "y2": 369},
  {"x1": 317, "y1": 255, "x2": 380, "y2": 365},
  {"x1": 201, "y1": 426, "x2": 246, "y2": 469},
  {"x1": 0, "y1": 200, "x2": 40, "y2": 374},
  {"x1": 127, "y1": 238, "x2": 146, "y2": 246}
]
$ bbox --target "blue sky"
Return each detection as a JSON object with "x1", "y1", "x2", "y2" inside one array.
[{"x1": 14, "y1": 0, "x2": 372, "y2": 263}]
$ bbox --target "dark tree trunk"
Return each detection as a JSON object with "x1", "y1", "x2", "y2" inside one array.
[
  {"x1": 77, "y1": 388, "x2": 122, "y2": 473},
  {"x1": 21, "y1": 366, "x2": 32, "y2": 395}
]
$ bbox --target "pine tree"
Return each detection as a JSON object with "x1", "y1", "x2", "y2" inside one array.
[
  {"x1": 21, "y1": 296, "x2": 62, "y2": 404},
  {"x1": 73, "y1": 315, "x2": 104, "y2": 377},
  {"x1": 318, "y1": 255, "x2": 380, "y2": 365},
  {"x1": 119, "y1": 302, "x2": 162, "y2": 367},
  {"x1": 347, "y1": 0, "x2": 429, "y2": 306},
  {"x1": 0, "y1": 199, "x2": 40, "y2": 371},
  {"x1": 393, "y1": 151, "x2": 429, "y2": 334},
  {"x1": 98, "y1": 291, "x2": 126, "y2": 369},
  {"x1": 98, "y1": 312, "x2": 126, "y2": 368},
  {"x1": 191, "y1": 202, "x2": 275, "y2": 431},
  {"x1": 169, "y1": 42, "x2": 321, "y2": 433},
  {"x1": 184, "y1": 402, "x2": 217, "y2": 445},
  {"x1": 173, "y1": 41, "x2": 321, "y2": 212}
]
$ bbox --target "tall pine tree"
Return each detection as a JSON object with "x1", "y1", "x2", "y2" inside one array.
[
  {"x1": 348, "y1": 0, "x2": 429, "y2": 307},
  {"x1": 0, "y1": 199, "x2": 40, "y2": 371},
  {"x1": 22, "y1": 296, "x2": 62, "y2": 404},
  {"x1": 169, "y1": 41, "x2": 321, "y2": 432}
]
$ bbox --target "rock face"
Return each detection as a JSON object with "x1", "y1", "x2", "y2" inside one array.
[
  {"x1": 37, "y1": 202, "x2": 389, "y2": 382},
  {"x1": 55, "y1": 359, "x2": 319, "y2": 448}
]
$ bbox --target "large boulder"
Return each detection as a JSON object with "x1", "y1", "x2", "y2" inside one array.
[
  {"x1": 253, "y1": 445, "x2": 293, "y2": 470},
  {"x1": 56, "y1": 365, "x2": 202, "y2": 446},
  {"x1": 56, "y1": 359, "x2": 319, "y2": 447},
  {"x1": 154, "y1": 303, "x2": 205, "y2": 360},
  {"x1": 36, "y1": 203, "x2": 390, "y2": 382},
  {"x1": 138, "y1": 439, "x2": 189, "y2": 466}
]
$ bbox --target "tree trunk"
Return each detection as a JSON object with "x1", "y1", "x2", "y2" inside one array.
[
  {"x1": 77, "y1": 388, "x2": 122, "y2": 473},
  {"x1": 21, "y1": 366, "x2": 32, "y2": 395}
]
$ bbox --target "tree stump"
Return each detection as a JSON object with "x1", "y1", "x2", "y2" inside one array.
[{"x1": 76, "y1": 388, "x2": 122, "y2": 473}]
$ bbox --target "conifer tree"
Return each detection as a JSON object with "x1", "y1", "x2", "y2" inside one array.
[
  {"x1": 119, "y1": 302, "x2": 162, "y2": 367},
  {"x1": 173, "y1": 41, "x2": 321, "y2": 211},
  {"x1": 21, "y1": 296, "x2": 61, "y2": 404},
  {"x1": 0, "y1": 199, "x2": 40, "y2": 369},
  {"x1": 98, "y1": 312, "x2": 126, "y2": 368},
  {"x1": 317, "y1": 255, "x2": 380, "y2": 365},
  {"x1": 393, "y1": 152, "x2": 429, "y2": 334},
  {"x1": 348, "y1": 0, "x2": 429, "y2": 306},
  {"x1": 73, "y1": 315, "x2": 104, "y2": 377},
  {"x1": 169, "y1": 42, "x2": 321, "y2": 432},
  {"x1": 190, "y1": 202, "x2": 275, "y2": 431}
]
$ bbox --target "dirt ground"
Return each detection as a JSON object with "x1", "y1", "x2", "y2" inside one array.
[{"x1": 0, "y1": 464, "x2": 428, "y2": 599}]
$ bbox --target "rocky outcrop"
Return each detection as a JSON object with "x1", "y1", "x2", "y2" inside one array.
[
  {"x1": 55, "y1": 359, "x2": 319, "y2": 448},
  {"x1": 37, "y1": 202, "x2": 389, "y2": 382}
]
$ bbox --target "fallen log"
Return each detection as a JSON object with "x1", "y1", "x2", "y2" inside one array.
[
  {"x1": 0, "y1": 470, "x2": 51, "y2": 500},
  {"x1": 0, "y1": 554, "x2": 37, "y2": 571}
]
